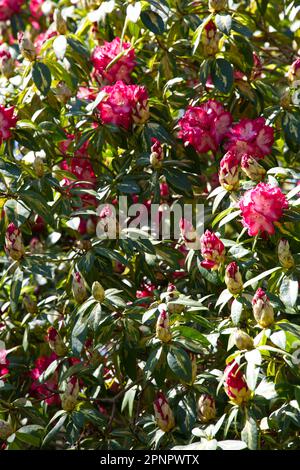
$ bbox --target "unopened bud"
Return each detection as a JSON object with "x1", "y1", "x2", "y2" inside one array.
[
  {"x1": 156, "y1": 310, "x2": 172, "y2": 343},
  {"x1": 150, "y1": 138, "x2": 164, "y2": 169},
  {"x1": 54, "y1": 9, "x2": 68, "y2": 35},
  {"x1": 202, "y1": 20, "x2": 220, "y2": 56},
  {"x1": 225, "y1": 262, "x2": 243, "y2": 295},
  {"x1": 18, "y1": 33, "x2": 37, "y2": 62},
  {"x1": 278, "y1": 239, "x2": 294, "y2": 269},
  {"x1": 198, "y1": 394, "x2": 216, "y2": 422},
  {"x1": 5, "y1": 223, "x2": 25, "y2": 261},
  {"x1": 33, "y1": 156, "x2": 44, "y2": 178},
  {"x1": 241, "y1": 154, "x2": 266, "y2": 181},
  {"x1": 166, "y1": 284, "x2": 184, "y2": 314},
  {"x1": 224, "y1": 360, "x2": 251, "y2": 405},
  {"x1": 0, "y1": 46, "x2": 14, "y2": 78},
  {"x1": 219, "y1": 151, "x2": 239, "y2": 191},
  {"x1": 153, "y1": 392, "x2": 175, "y2": 432},
  {"x1": 92, "y1": 281, "x2": 105, "y2": 302},
  {"x1": 61, "y1": 377, "x2": 79, "y2": 411},
  {"x1": 72, "y1": 272, "x2": 88, "y2": 304},
  {"x1": 55, "y1": 81, "x2": 72, "y2": 103},
  {"x1": 209, "y1": 0, "x2": 227, "y2": 12},
  {"x1": 234, "y1": 329, "x2": 254, "y2": 350},
  {"x1": 46, "y1": 327, "x2": 66, "y2": 356},
  {"x1": 0, "y1": 420, "x2": 12, "y2": 440},
  {"x1": 252, "y1": 288, "x2": 274, "y2": 328}
]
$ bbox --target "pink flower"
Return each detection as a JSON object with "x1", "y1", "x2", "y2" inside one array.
[
  {"x1": 97, "y1": 81, "x2": 149, "y2": 129},
  {"x1": 200, "y1": 230, "x2": 225, "y2": 270},
  {"x1": 288, "y1": 58, "x2": 300, "y2": 83},
  {"x1": 34, "y1": 30, "x2": 57, "y2": 54},
  {"x1": 29, "y1": 0, "x2": 44, "y2": 19},
  {"x1": 0, "y1": 349, "x2": 9, "y2": 380},
  {"x1": 224, "y1": 360, "x2": 251, "y2": 405},
  {"x1": 219, "y1": 151, "x2": 240, "y2": 191},
  {"x1": 0, "y1": 0, "x2": 24, "y2": 21},
  {"x1": 178, "y1": 99, "x2": 232, "y2": 154},
  {"x1": 0, "y1": 105, "x2": 17, "y2": 144},
  {"x1": 239, "y1": 183, "x2": 288, "y2": 236},
  {"x1": 225, "y1": 117, "x2": 274, "y2": 159},
  {"x1": 91, "y1": 37, "x2": 135, "y2": 84},
  {"x1": 29, "y1": 353, "x2": 61, "y2": 406}
]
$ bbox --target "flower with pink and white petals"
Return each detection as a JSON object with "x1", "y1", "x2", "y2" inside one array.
[
  {"x1": 97, "y1": 81, "x2": 149, "y2": 129},
  {"x1": 0, "y1": 0, "x2": 24, "y2": 21},
  {"x1": 219, "y1": 151, "x2": 240, "y2": 191},
  {"x1": 178, "y1": 100, "x2": 232, "y2": 154},
  {"x1": 91, "y1": 37, "x2": 135, "y2": 84},
  {"x1": 224, "y1": 360, "x2": 251, "y2": 405},
  {"x1": 239, "y1": 183, "x2": 288, "y2": 236},
  {"x1": 0, "y1": 105, "x2": 17, "y2": 144},
  {"x1": 153, "y1": 392, "x2": 175, "y2": 432},
  {"x1": 5, "y1": 223, "x2": 25, "y2": 261},
  {"x1": 225, "y1": 117, "x2": 274, "y2": 159},
  {"x1": 29, "y1": 0, "x2": 45, "y2": 19},
  {"x1": 288, "y1": 58, "x2": 300, "y2": 83},
  {"x1": 200, "y1": 230, "x2": 225, "y2": 270}
]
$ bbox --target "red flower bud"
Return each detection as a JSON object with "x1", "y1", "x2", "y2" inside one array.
[
  {"x1": 200, "y1": 230, "x2": 225, "y2": 270},
  {"x1": 224, "y1": 361, "x2": 251, "y2": 405},
  {"x1": 153, "y1": 392, "x2": 175, "y2": 432}
]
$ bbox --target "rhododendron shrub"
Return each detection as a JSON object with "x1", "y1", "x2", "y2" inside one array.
[{"x1": 0, "y1": 0, "x2": 300, "y2": 453}]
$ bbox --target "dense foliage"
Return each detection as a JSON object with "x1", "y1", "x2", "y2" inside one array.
[{"x1": 0, "y1": 0, "x2": 300, "y2": 451}]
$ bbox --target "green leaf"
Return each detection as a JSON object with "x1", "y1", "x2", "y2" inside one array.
[
  {"x1": 241, "y1": 416, "x2": 257, "y2": 450},
  {"x1": 16, "y1": 425, "x2": 43, "y2": 448},
  {"x1": 140, "y1": 10, "x2": 165, "y2": 35},
  {"x1": 42, "y1": 413, "x2": 67, "y2": 448},
  {"x1": 243, "y1": 267, "x2": 282, "y2": 288},
  {"x1": 279, "y1": 275, "x2": 298, "y2": 308},
  {"x1": 212, "y1": 58, "x2": 234, "y2": 94},
  {"x1": 215, "y1": 14, "x2": 232, "y2": 35},
  {"x1": 32, "y1": 62, "x2": 52, "y2": 95},
  {"x1": 167, "y1": 346, "x2": 192, "y2": 383}
]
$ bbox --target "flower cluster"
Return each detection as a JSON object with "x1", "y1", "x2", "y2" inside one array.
[
  {"x1": 178, "y1": 99, "x2": 232, "y2": 154},
  {"x1": 0, "y1": 105, "x2": 17, "y2": 144},
  {"x1": 0, "y1": 0, "x2": 24, "y2": 21},
  {"x1": 91, "y1": 37, "x2": 136, "y2": 84},
  {"x1": 239, "y1": 183, "x2": 288, "y2": 236},
  {"x1": 97, "y1": 81, "x2": 149, "y2": 129},
  {"x1": 225, "y1": 117, "x2": 274, "y2": 159}
]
